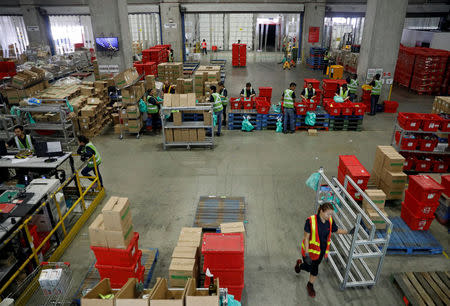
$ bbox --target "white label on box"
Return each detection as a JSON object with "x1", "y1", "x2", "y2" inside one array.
[
  {"x1": 426, "y1": 143, "x2": 431, "y2": 147},
  {"x1": 428, "y1": 193, "x2": 435, "y2": 199},
  {"x1": 423, "y1": 207, "x2": 431, "y2": 214},
  {"x1": 357, "y1": 179, "x2": 363, "y2": 184},
  {"x1": 429, "y1": 123, "x2": 434, "y2": 128},
  {"x1": 439, "y1": 165, "x2": 444, "y2": 169},
  {"x1": 421, "y1": 164, "x2": 426, "y2": 168},
  {"x1": 408, "y1": 143, "x2": 413, "y2": 147},
  {"x1": 411, "y1": 123, "x2": 416, "y2": 127}
]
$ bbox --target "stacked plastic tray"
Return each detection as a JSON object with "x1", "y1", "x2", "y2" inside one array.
[
  {"x1": 92, "y1": 232, "x2": 145, "y2": 288},
  {"x1": 338, "y1": 155, "x2": 371, "y2": 201},
  {"x1": 232, "y1": 44, "x2": 247, "y2": 67},
  {"x1": 258, "y1": 87, "x2": 272, "y2": 103},
  {"x1": 401, "y1": 175, "x2": 444, "y2": 230},
  {"x1": 202, "y1": 233, "x2": 244, "y2": 301}
]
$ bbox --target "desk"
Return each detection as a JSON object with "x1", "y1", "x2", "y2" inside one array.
[{"x1": 0, "y1": 152, "x2": 72, "y2": 170}]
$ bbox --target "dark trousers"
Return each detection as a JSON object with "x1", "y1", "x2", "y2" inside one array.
[
  {"x1": 81, "y1": 165, "x2": 103, "y2": 186},
  {"x1": 202, "y1": 48, "x2": 207, "y2": 55},
  {"x1": 283, "y1": 108, "x2": 295, "y2": 132},
  {"x1": 300, "y1": 251, "x2": 325, "y2": 276},
  {"x1": 370, "y1": 95, "x2": 380, "y2": 115},
  {"x1": 349, "y1": 93, "x2": 356, "y2": 102},
  {"x1": 222, "y1": 104, "x2": 227, "y2": 125}
]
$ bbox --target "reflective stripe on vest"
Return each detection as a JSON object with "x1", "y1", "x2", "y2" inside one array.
[
  {"x1": 15, "y1": 135, "x2": 34, "y2": 151},
  {"x1": 348, "y1": 79, "x2": 358, "y2": 93},
  {"x1": 304, "y1": 88, "x2": 315, "y2": 99},
  {"x1": 85, "y1": 142, "x2": 102, "y2": 168},
  {"x1": 340, "y1": 88, "x2": 349, "y2": 99},
  {"x1": 243, "y1": 87, "x2": 253, "y2": 98},
  {"x1": 283, "y1": 89, "x2": 294, "y2": 108},
  {"x1": 301, "y1": 215, "x2": 333, "y2": 260},
  {"x1": 212, "y1": 93, "x2": 223, "y2": 112},
  {"x1": 371, "y1": 80, "x2": 382, "y2": 95}
]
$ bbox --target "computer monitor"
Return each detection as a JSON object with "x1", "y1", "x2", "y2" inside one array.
[
  {"x1": 0, "y1": 140, "x2": 7, "y2": 156},
  {"x1": 35, "y1": 141, "x2": 63, "y2": 162}
]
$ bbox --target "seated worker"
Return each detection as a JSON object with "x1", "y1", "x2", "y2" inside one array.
[
  {"x1": 335, "y1": 84, "x2": 350, "y2": 102},
  {"x1": 240, "y1": 82, "x2": 256, "y2": 99},
  {"x1": 7, "y1": 125, "x2": 35, "y2": 151},
  {"x1": 300, "y1": 83, "x2": 317, "y2": 101},
  {"x1": 162, "y1": 80, "x2": 175, "y2": 94}
]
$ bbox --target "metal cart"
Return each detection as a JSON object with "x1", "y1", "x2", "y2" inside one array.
[
  {"x1": 161, "y1": 105, "x2": 214, "y2": 150},
  {"x1": 117, "y1": 102, "x2": 141, "y2": 140}
]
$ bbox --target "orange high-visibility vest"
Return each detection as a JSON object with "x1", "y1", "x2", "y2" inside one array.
[
  {"x1": 202, "y1": 42, "x2": 207, "y2": 48},
  {"x1": 301, "y1": 215, "x2": 333, "y2": 260}
]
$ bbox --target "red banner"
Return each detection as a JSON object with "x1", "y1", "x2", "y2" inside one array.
[{"x1": 308, "y1": 27, "x2": 320, "y2": 43}]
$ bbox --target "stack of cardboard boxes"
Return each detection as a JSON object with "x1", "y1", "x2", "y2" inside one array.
[
  {"x1": 176, "y1": 78, "x2": 194, "y2": 94},
  {"x1": 362, "y1": 189, "x2": 388, "y2": 229},
  {"x1": 117, "y1": 82, "x2": 146, "y2": 133},
  {"x1": 79, "y1": 97, "x2": 109, "y2": 137},
  {"x1": 432, "y1": 96, "x2": 450, "y2": 114},
  {"x1": 11, "y1": 67, "x2": 45, "y2": 89},
  {"x1": 92, "y1": 60, "x2": 100, "y2": 80},
  {"x1": 193, "y1": 66, "x2": 221, "y2": 100},
  {"x1": 169, "y1": 227, "x2": 202, "y2": 288},
  {"x1": 372, "y1": 146, "x2": 407, "y2": 200},
  {"x1": 158, "y1": 62, "x2": 183, "y2": 83},
  {"x1": 145, "y1": 75, "x2": 156, "y2": 91}
]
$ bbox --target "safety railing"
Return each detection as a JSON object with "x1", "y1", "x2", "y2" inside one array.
[
  {"x1": 314, "y1": 168, "x2": 392, "y2": 290},
  {"x1": 0, "y1": 155, "x2": 105, "y2": 305}
]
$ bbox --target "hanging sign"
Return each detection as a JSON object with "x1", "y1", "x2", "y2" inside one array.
[
  {"x1": 366, "y1": 68, "x2": 383, "y2": 81},
  {"x1": 308, "y1": 27, "x2": 320, "y2": 43},
  {"x1": 27, "y1": 26, "x2": 39, "y2": 32},
  {"x1": 164, "y1": 23, "x2": 177, "y2": 29}
]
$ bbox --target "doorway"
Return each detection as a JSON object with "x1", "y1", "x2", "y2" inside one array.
[{"x1": 258, "y1": 23, "x2": 278, "y2": 52}]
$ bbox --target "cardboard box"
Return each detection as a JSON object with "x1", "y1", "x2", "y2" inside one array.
[
  {"x1": 187, "y1": 93, "x2": 196, "y2": 106},
  {"x1": 88, "y1": 214, "x2": 107, "y2": 247},
  {"x1": 308, "y1": 129, "x2": 318, "y2": 136},
  {"x1": 185, "y1": 278, "x2": 219, "y2": 306},
  {"x1": 114, "y1": 68, "x2": 139, "y2": 89},
  {"x1": 114, "y1": 124, "x2": 122, "y2": 134},
  {"x1": 363, "y1": 207, "x2": 388, "y2": 230},
  {"x1": 116, "y1": 278, "x2": 152, "y2": 306},
  {"x1": 173, "y1": 112, "x2": 182, "y2": 126},
  {"x1": 149, "y1": 278, "x2": 186, "y2": 306},
  {"x1": 164, "y1": 94, "x2": 172, "y2": 107},
  {"x1": 197, "y1": 129, "x2": 205, "y2": 142},
  {"x1": 104, "y1": 219, "x2": 134, "y2": 249},
  {"x1": 81, "y1": 278, "x2": 115, "y2": 306},
  {"x1": 189, "y1": 129, "x2": 197, "y2": 142},
  {"x1": 165, "y1": 129, "x2": 174, "y2": 143},
  {"x1": 203, "y1": 112, "x2": 212, "y2": 126},
  {"x1": 169, "y1": 258, "x2": 198, "y2": 288},
  {"x1": 181, "y1": 129, "x2": 190, "y2": 142},
  {"x1": 178, "y1": 228, "x2": 202, "y2": 247},
  {"x1": 179, "y1": 94, "x2": 188, "y2": 107},
  {"x1": 172, "y1": 246, "x2": 197, "y2": 260},
  {"x1": 220, "y1": 222, "x2": 245, "y2": 235},
  {"x1": 80, "y1": 87, "x2": 95, "y2": 96},
  {"x1": 362, "y1": 189, "x2": 386, "y2": 210},
  {"x1": 126, "y1": 105, "x2": 141, "y2": 119},
  {"x1": 383, "y1": 153, "x2": 405, "y2": 172},
  {"x1": 81, "y1": 105, "x2": 96, "y2": 117},
  {"x1": 102, "y1": 196, "x2": 132, "y2": 231},
  {"x1": 171, "y1": 95, "x2": 180, "y2": 107},
  {"x1": 382, "y1": 170, "x2": 407, "y2": 189},
  {"x1": 128, "y1": 119, "x2": 142, "y2": 133},
  {"x1": 173, "y1": 129, "x2": 183, "y2": 142},
  {"x1": 379, "y1": 180, "x2": 404, "y2": 200}
]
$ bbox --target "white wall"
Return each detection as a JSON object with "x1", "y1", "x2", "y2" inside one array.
[
  {"x1": 431, "y1": 32, "x2": 450, "y2": 51},
  {"x1": 401, "y1": 29, "x2": 433, "y2": 47}
]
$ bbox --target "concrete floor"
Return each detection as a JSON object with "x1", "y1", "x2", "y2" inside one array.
[{"x1": 59, "y1": 52, "x2": 448, "y2": 306}]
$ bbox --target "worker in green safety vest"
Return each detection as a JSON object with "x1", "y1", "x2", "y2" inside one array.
[
  {"x1": 77, "y1": 135, "x2": 103, "y2": 186},
  {"x1": 218, "y1": 81, "x2": 228, "y2": 126},
  {"x1": 347, "y1": 74, "x2": 359, "y2": 102},
  {"x1": 146, "y1": 88, "x2": 160, "y2": 132},
  {"x1": 335, "y1": 84, "x2": 350, "y2": 102},
  {"x1": 281, "y1": 82, "x2": 297, "y2": 134},
  {"x1": 209, "y1": 85, "x2": 223, "y2": 136},
  {"x1": 369, "y1": 73, "x2": 382, "y2": 116},
  {"x1": 7, "y1": 125, "x2": 35, "y2": 151},
  {"x1": 240, "y1": 83, "x2": 256, "y2": 99}
]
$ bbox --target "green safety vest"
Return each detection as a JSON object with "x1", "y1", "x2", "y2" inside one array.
[
  {"x1": 339, "y1": 88, "x2": 349, "y2": 99},
  {"x1": 84, "y1": 142, "x2": 102, "y2": 168},
  {"x1": 243, "y1": 87, "x2": 253, "y2": 98},
  {"x1": 220, "y1": 89, "x2": 228, "y2": 105},
  {"x1": 371, "y1": 80, "x2": 382, "y2": 95},
  {"x1": 15, "y1": 135, "x2": 34, "y2": 151},
  {"x1": 212, "y1": 93, "x2": 223, "y2": 112},
  {"x1": 304, "y1": 88, "x2": 316, "y2": 99},
  {"x1": 348, "y1": 79, "x2": 358, "y2": 93},
  {"x1": 283, "y1": 89, "x2": 294, "y2": 108},
  {"x1": 147, "y1": 104, "x2": 159, "y2": 114}
]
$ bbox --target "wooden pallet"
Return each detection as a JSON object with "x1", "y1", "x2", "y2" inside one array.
[
  {"x1": 392, "y1": 271, "x2": 450, "y2": 306},
  {"x1": 194, "y1": 196, "x2": 246, "y2": 231}
]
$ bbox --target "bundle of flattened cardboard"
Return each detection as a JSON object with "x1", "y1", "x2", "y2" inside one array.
[
  {"x1": 371, "y1": 146, "x2": 407, "y2": 200},
  {"x1": 194, "y1": 66, "x2": 220, "y2": 100}
]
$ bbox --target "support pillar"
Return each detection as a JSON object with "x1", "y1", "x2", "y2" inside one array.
[
  {"x1": 301, "y1": 1, "x2": 325, "y2": 63},
  {"x1": 160, "y1": 2, "x2": 183, "y2": 62},
  {"x1": 357, "y1": 0, "x2": 408, "y2": 100},
  {"x1": 20, "y1": 0, "x2": 51, "y2": 47},
  {"x1": 88, "y1": 0, "x2": 133, "y2": 71}
]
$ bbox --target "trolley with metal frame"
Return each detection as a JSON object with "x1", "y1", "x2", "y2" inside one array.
[{"x1": 314, "y1": 167, "x2": 392, "y2": 290}]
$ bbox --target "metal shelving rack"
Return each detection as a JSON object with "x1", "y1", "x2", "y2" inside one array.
[
  {"x1": 314, "y1": 168, "x2": 392, "y2": 290},
  {"x1": 161, "y1": 105, "x2": 214, "y2": 150},
  {"x1": 18, "y1": 103, "x2": 76, "y2": 150}
]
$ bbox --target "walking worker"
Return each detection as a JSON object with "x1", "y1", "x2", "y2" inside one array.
[
  {"x1": 218, "y1": 81, "x2": 228, "y2": 126},
  {"x1": 201, "y1": 39, "x2": 207, "y2": 55},
  {"x1": 281, "y1": 82, "x2": 296, "y2": 134},
  {"x1": 209, "y1": 85, "x2": 223, "y2": 136},
  {"x1": 295, "y1": 202, "x2": 354, "y2": 298},
  {"x1": 77, "y1": 135, "x2": 103, "y2": 187},
  {"x1": 240, "y1": 82, "x2": 256, "y2": 99},
  {"x1": 300, "y1": 82, "x2": 317, "y2": 101},
  {"x1": 347, "y1": 74, "x2": 359, "y2": 102},
  {"x1": 368, "y1": 73, "x2": 382, "y2": 116},
  {"x1": 7, "y1": 125, "x2": 35, "y2": 151},
  {"x1": 335, "y1": 84, "x2": 350, "y2": 102}
]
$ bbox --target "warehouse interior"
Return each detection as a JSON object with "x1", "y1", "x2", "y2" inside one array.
[{"x1": 0, "y1": 1, "x2": 449, "y2": 306}]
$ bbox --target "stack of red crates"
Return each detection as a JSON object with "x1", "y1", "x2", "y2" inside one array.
[
  {"x1": 202, "y1": 233, "x2": 244, "y2": 301},
  {"x1": 92, "y1": 232, "x2": 145, "y2": 288},
  {"x1": 232, "y1": 44, "x2": 247, "y2": 67},
  {"x1": 0, "y1": 61, "x2": 16, "y2": 80},
  {"x1": 258, "y1": 87, "x2": 272, "y2": 103},
  {"x1": 133, "y1": 61, "x2": 157, "y2": 78},
  {"x1": 338, "y1": 155, "x2": 371, "y2": 201},
  {"x1": 401, "y1": 175, "x2": 444, "y2": 230},
  {"x1": 322, "y1": 79, "x2": 339, "y2": 98}
]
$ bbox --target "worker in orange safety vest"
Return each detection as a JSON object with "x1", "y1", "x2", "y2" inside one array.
[
  {"x1": 201, "y1": 39, "x2": 207, "y2": 55},
  {"x1": 294, "y1": 202, "x2": 354, "y2": 298}
]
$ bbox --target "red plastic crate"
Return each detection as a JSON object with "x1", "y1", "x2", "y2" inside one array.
[
  {"x1": 395, "y1": 133, "x2": 419, "y2": 151},
  {"x1": 230, "y1": 98, "x2": 242, "y2": 109},
  {"x1": 341, "y1": 103, "x2": 353, "y2": 116},
  {"x1": 303, "y1": 79, "x2": 321, "y2": 90},
  {"x1": 95, "y1": 251, "x2": 144, "y2": 288},
  {"x1": 242, "y1": 98, "x2": 253, "y2": 109},
  {"x1": 202, "y1": 233, "x2": 244, "y2": 270},
  {"x1": 325, "y1": 102, "x2": 341, "y2": 116},
  {"x1": 384, "y1": 100, "x2": 399, "y2": 113},
  {"x1": 346, "y1": 165, "x2": 371, "y2": 187},
  {"x1": 295, "y1": 103, "x2": 307, "y2": 115},
  {"x1": 306, "y1": 100, "x2": 317, "y2": 111},
  {"x1": 353, "y1": 104, "x2": 365, "y2": 116},
  {"x1": 442, "y1": 175, "x2": 450, "y2": 197},
  {"x1": 408, "y1": 175, "x2": 444, "y2": 203},
  {"x1": 258, "y1": 87, "x2": 272, "y2": 100},
  {"x1": 91, "y1": 232, "x2": 139, "y2": 267},
  {"x1": 432, "y1": 160, "x2": 447, "y2": 173},
  {"x1": 418, "y1": 138, "x2": 438, "y2": 152},
  {"x1": 404, "y1": 190, "x2": 439, "y2": 218},
  {"x1": 439, "y1": 115, "x2": 450, "y2": 132},
  {"x1": 203, "y1": 268, "x2": 244, "y2": 287},
  {"x1": 398, "y1": 112, "x2": 422, "y2": 131},
  {"x1": 420, "y1": 114, "x2": 442, "y2": 132},
  {"x1": 403, "y1": 156, "x2": 415, "y2": 171},
  {"x1": 401, "y1": 202, "x2": 434, "y2": 231},
  {"x1": 226, "y1": 284, "x2": 244, "y2": 302},
  {"x1": 415, "y1": 158, "x2": 433, "y2": 172},
  {"x1": 338, "y1": 155, "x2": 361, "y2": 169},
  {"x1": 256, "y1": 104, "x2": 270, "y2": 114}
]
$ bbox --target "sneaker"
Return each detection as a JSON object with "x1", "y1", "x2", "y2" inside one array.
[
  {"x1": 215, "y1": 132, "x2": 221, "y2": 137},
  {"x1": 294, "y1": 259, "x2": 302, "y2": 273},
  {"x1": 290, "y1": 130, "x2": 295, "y2": 133},
  {"x1": 306, "y1": 282, "x2": 316, "y2": 298}
]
